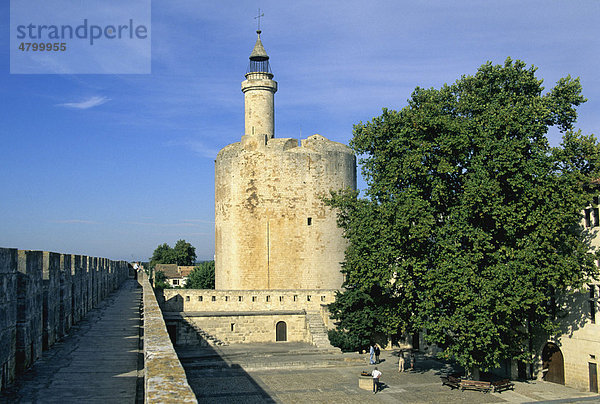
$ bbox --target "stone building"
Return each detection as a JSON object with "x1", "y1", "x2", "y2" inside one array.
[
  {"x1": 535, "y1": 203, "x2": 600, "y2": 393},
  {"x1": 161, "y1": 30, "x2": 355, "y2": 347}
]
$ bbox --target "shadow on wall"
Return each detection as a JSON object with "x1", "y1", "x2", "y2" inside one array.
[
  {"x1": 161, "y1": 293, "x2": 184, "y2": 311},
  {"x1": 533, "y1": 285, "x2": 592, "y2": 383}
]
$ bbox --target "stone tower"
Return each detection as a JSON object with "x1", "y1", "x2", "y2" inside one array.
[{"x1": 214, "y1": 31, "x2": 356, "y2": 290}]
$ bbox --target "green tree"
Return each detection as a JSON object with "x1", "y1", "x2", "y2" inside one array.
[
  {"x1": 326, "y1": 58, "x2": 600, "y2": 374},
  {"x1": 327, "y1": 285, "x2": 399, "y2": 352},
  {"x1": 185, "y1": 261, "x2": 215, "y2": 289},
  {"x1": 149, "y1": 240, "x2": 197, "y2": 267},
  {"x1": 173, "y1": 239, "x2": 197, "y2": 266},
  {"x1": 153, "y1": 270, "x2": 170, "y2": 289},
  {"x1": 149, "y1": 243, "x2": 175, "y2": 268}
]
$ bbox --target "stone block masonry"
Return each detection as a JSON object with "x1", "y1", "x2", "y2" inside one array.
[
  {"x1": 0, "y1": 247, "x2": 130, "y2": 392},
  {"x1": 16, "y1": 250, "x2": 42, "y2": 374},
  {"x1": 0, "y1": 248, "x2": 18, "y2": 391},
  {"x1": 139, "y1": 272, "x2": 196, "y2": 402}
]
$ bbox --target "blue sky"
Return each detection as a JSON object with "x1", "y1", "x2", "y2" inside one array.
[{"x1": 1, "y1": 1, "x2": 599, "y2": 262}]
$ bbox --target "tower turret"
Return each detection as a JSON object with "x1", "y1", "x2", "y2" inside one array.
[{"x1": 241, "y1": 30, "x2": 278, "y2": 147}]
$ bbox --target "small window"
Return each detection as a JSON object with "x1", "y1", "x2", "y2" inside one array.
[
  {"x1": 238, "y1": 296, "x2": 243, "y2": 302},
  {"x1": 595, "y1": 208, "x2": 600, "y2": 227},
  {"x1": 586, "y1": 209, "x2": 592, "y2": 227},
  {"x1": 266, "y1": 296, "x2": 270, "y2": 302},
  {"x1": 307, "y1": 295, "x2": 311, "y2": 302},
  {"x1": 231, "y1": 323, "x2": 235, "y2": 332},
  {"x1": 186, "y1": 296, "x2": 190, "y2": 302},
  {"x1": 252, "y1": 296, "x2": 257, "y2": 302},
  {"x1": 225, "y1": 296, "x2": 229, "y2": 302},
  {"x1": 198, "y1": 296, "x2": 203, "y2": 302},
  {"x1": 320, "y1": 295, "x2": 326, "y2": 302},
  {"x1": 591, "y1": 285, "x2": 596, "y2": 299},
  {"x1": 173, "y1": 279, "x2": 179, "y2": 285},
  {"x1": 279, "y1": 296, "x2": 284, "y2": 302},
  {"x1": 307, "y1": 217, "x2": 312, "y2": 226},
  {"x1": 211, "y1": 296, "x2": 216, "y2": 302},
  {"x1": 590, "y1": 300, "x2": 596, "y2": 324},
  {"x1": 293, "y1": 295, "x2": 298, "y2": 302}
]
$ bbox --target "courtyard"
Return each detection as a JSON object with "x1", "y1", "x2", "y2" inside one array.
[{"x1": 176, "y1": 343, "x2": 600, "y2": 403}]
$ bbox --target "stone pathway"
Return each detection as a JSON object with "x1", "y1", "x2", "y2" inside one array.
[
  {"x1": 178, "y1": 343, "x2": 600, "y2": 404},
  {"x1": 0, "y1": 279, "x2": 142, "y2": 404}
]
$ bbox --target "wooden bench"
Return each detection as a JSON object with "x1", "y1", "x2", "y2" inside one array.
[
  {"x1": 492, "y1": 379, "x2": 515, "y2": 392},
  {"x1": 441, "y1": 376, "x2": 461, "y2": 389},
  {"x1": 460, "y1": 380, "x2": 492, "y2": 393}
]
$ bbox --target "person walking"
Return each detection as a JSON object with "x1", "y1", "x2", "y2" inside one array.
[
  {"x1": 372, "y1": 367, "x2": 382, "y2": 394},
  {"x1": 369, "y1": 344, "x2": 375, "y2": 364},
  {"x1": 374, "y1": 344, "x2": 381, "y2": 364},
  {"x1": 410, "y1": 352, "x2": 415, "y2": 371},
  {"x1": 398, "y1": 352, "x2": 405, "y2": 372}
]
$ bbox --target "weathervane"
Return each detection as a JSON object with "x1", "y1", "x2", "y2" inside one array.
[{"x1": 254, "y1": 8, "x2": 264, "y2": 32}]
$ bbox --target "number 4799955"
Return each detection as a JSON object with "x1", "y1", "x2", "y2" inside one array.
[{"x1": 19, "y1": 43, "x2": 67, "y2": 51}]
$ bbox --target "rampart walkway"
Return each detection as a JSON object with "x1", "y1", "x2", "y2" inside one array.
[{"x1": 1, "y1": 279, "x2": 142, "y2": 403}]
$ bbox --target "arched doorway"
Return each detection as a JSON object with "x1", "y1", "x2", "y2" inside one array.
[
  {"x1": 276, "y1": 321, "x2": 287, "y2": 342},
  {"x1": 542, "y1": 342, "x2": 565, "y2": 385}
]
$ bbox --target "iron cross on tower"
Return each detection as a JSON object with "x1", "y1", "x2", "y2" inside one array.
[{"x1": 254, "y1": 8, "x2": 264, "y2": 31}]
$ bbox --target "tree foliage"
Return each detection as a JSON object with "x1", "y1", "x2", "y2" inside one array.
[
  {"x1": 326, "y1": 58, "x2": 600, "y2": 372},
  {"x1": 185, "y1": 261, "x2": 215, "y2": 289},
  {"x1": 149, "y1": 239, "x2": 197, "y2": 267},
  {"x1": 328, "y1": 285, "x2": 400, "y2": 352},
  {"x1": 153, "y1": 270, "x2": 170, "y2": 289}
]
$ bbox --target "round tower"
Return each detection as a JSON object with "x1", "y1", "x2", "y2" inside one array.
[
  {"x1": 215, "y1": 31, "x2": 356, "y2": 291},
  {"x1": 241, "y1": 30, "x2": 278, "y2": 145}
]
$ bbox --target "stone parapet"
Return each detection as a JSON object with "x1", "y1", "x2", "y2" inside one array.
[
  {"x1": 162, "y1": 289, "x2": 337, "y2": 312},
  {"x1": 140, "y1": 272, "x2": 197, "y2": 403},
  {"x1": 0, "y1": 247, "x2": 130, "y2": 392},
  {"x1": 16, "y1": 250, "x2": 43, "y2": 374},
  {"x1": 0, "y1": 248, "x2": 18, "y2": 391}
]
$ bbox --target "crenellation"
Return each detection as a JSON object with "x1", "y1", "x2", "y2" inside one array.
[
  {"x1": 0, "y1": 247, "x2": 131, "y2": 392},
  {"x1": 42, "y1": 251, "x2": 60, "y2": 350},
  {"x1": 58, "y1": 254, "x2": 72, "y2": 338},
  {"x1": 15, "y1": 250, "x2": 43, "y2": 374},
  {"x1": 0, "y1": 248, "x2": 18, "y2": 391}
]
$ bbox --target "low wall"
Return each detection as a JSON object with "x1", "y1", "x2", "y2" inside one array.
[
  {"x1": 162, "y1": 289, "x2": 337, "y2": 312},
  {"x1": 0, "y1": 247, "x2": 130, "y2": 392},
  {"x1": 140, "y1": 272, "x2": 196, "y2": 403}
]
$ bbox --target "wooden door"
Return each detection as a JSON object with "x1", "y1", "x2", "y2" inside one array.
[
  {"x1": 590, "y1": 363, "x2": 598, "y2": 393},
  {"x1": 542, "y1": 343, "x2": 564, "y2": 385},
  {"x1": 412, "y1": 333, "x2": 420, "y2": 350},
  {"x1": 276, "y1": 321, "x2": 287, "y2": 342}
]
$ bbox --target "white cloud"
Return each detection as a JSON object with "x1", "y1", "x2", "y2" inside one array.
[
  {"x1": 57, "y1": 96, "x2": 110, "y2": 110},
  {"x1": 51, "y1": 219, "x2": 99, "y2": 224}
]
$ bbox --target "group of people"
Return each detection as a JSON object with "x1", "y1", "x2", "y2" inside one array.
[
  {"x1": 368, "y1": 343, "x2": 417, "y2": 394},
  {"x1": 369, "y1": 343, "x2": 381, "y2": 364}
]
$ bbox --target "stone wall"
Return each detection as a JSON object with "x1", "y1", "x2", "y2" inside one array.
[
  {"x1": 191, "y1": 312, "x2": 307, "y2": 344},
  {"x1": 537, "y1": 282, "x2": 600, "y2": 392},
  {"x1": 16, "y1": 250, "x2": 42, "y2": 374},
  {"x1": 162, "y1": 289, "x2": 337, "y2": 313},
  {"x1": 0, "y1": 249, "x2": 17, "y2": 391},
  {"x1": 139, "y1": 272, "x2": 196, "y2": 403},
  {"x1": 0, "y1": 247, "x2": 130, "y2": 392},
  {"x1": 215, "y1": 134, "x2": 356, "y2": 291}
]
